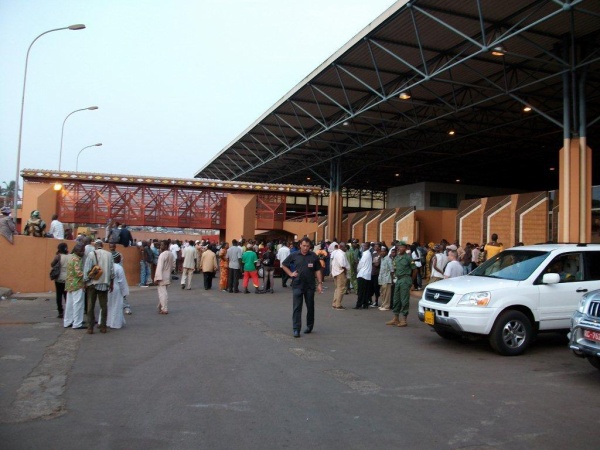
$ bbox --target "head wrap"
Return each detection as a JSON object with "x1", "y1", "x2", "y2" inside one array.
[{"x1": 1, "y1": 206, "x2": 11, "y2": 215}]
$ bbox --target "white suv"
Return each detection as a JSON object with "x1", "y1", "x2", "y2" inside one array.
[{"x1": 418, "y1": 244, "x2": 600, "y2": 355}]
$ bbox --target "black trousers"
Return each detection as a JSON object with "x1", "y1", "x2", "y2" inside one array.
[
  {"x1": 281, "y1": 271, "x2": 290, "y2": 287},
  {"x1": 227, "y1": 268, "x2": 240, "y2": 292},
  {"x1": 55, "y1": 281, "x2": 66, "y2": 315},
  {"x1": 203, "y1": 272, "x2": 214, "y2": 290},
  {"x1": 292, "y1": 287, "x2": 315, "y2": 331},
  {"x1": 356, "y1": 277, "x2": 372, "y2": 308},
  {"x1": 370, "y1": 277, "x2": 380, "y2": 301}
]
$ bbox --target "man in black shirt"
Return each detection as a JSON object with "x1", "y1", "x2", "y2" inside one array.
[{"x1": 281, "y1": 237, "x2": 323, "y2": 338}]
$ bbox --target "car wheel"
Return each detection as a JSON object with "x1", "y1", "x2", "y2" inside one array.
[
  {"x1": 588, "y1": 356, "x2": 600, "y2": 370},
  {"x1": 434, "y1": 328, "x2": 462, "y2": 341},
  {"x1": 489, "y1": 310, "x2": 533, "y2": 356}
]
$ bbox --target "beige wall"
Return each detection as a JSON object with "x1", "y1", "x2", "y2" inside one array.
[
  {"x1": 0, "y1": 236, "x2": 141, "y2": 294},
  {"x1": 282, "y1": 221, "x2": 318, "y2": 240}
]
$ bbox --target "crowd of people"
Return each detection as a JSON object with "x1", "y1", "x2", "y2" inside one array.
[{"x1": 18, "y1": 206, "x2": 506, "y2": 337}]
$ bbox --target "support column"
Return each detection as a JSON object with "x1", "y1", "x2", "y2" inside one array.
[
  {"x1": 558, "y1": 40, "x2": 591, "y2": 243},
  {"x1": 225, "y1": 193, "x2": 257, "y2": 243},
  {"x1": 558, "y1": 139, "x2": 591, "y2": 243},
  {"x1": 327, "y1": 158, "x2": 343, "y2": 240}
]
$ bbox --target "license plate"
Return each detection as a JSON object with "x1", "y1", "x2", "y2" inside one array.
[
  {"x1": 584, "y1": 329, "x2": 600, "y2": 342},
  {"x1": 424, "y1": 310, "x2": 435, "y2": 325}
]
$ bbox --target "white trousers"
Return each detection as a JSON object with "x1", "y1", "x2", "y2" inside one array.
[
  {"x1": 157, "y1": 284, "x2": 169, "y2": 312},
  {"x1": 181, "y1": 267, "x2": 194, "y2": 289},
  {"x1": 64, "y1": 289, "x2": 85, "y2": 328}
]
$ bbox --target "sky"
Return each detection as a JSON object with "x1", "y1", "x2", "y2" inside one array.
[{"x1": 0, "y1": 0, "x2": 397, "y2": 187}]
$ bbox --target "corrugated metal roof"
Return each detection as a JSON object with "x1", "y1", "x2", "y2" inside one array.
[{"x1": 195, "y1": 0, "x2": 600, "y2": 193}]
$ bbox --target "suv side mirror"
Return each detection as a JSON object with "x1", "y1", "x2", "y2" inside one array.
[{"x1": 542, "y1": 273, "x2": 561, "y2": 284}]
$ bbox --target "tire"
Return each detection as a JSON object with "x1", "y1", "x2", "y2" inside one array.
[
  {"x1": 434, "y1": 328, "x2": 462, "y2": 341},
  {"x1": 588, "y1": 356, "x2": 600, "y2": 370},
  {"x1": 489, "y1": 310, "x2": 533, "y2": 356}
]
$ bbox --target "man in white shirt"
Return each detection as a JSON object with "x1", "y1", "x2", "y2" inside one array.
[
  {"x1": 444, "y1": 250, "x2": 464, "y2": 279},
  {"x1": 354, "y1": 243, "x2": 372, "y2": 309},
  {"x1": 181, "y1": 240, "x2": 197, "y2": 290},
  {"x1": 276, "y1": 242, "x2": 291, "y2": 288},
  {"x1": 49, "y1": 214, "x2": 64, "y2": 239},
  {"x1": 226, "y1": 239, "x2": 243, "y2": 293},
  {"x1": 330, "y1": 243, "x2": 350, "y2": 309}
]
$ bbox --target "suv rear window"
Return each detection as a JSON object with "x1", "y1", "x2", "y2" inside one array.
[{"x1": 470, "y1": 250, "x2": 548, "y2": 281}]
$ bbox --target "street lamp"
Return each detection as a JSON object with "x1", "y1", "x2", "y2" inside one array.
[
  {"x1": 59, "y1": 106, "x2": 98, "y2": 170},
  {"x1": 75, "y1": 143, "x2": 102, "y2": 172},
  {"x1": 13, "y1": 24, "x2": 86, "y2": 219}
]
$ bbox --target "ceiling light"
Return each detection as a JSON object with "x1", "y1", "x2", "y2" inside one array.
[
  {"x1": 455, "y1": 179, "x2": 461, "y2": 183},
  {"x1": 53, "y1": 182, "x2": 62, "y2": 191},
  {"x1": 306, "y1": 177, "x2": 311, "y2": 181},
  {"x1": 342, "y1": 121, "x2": 349, "y2": 126},
  {"x1": 399, "y1": 92, "x2": 411, "y2": 100},
  {"x1": 549, "y1": 167, "x2": 555, "y2": 171},
  {"x1": 491, "y1": 45, "x2": 506, "y2": 56},
  {"x1": 448, "y1": 129, "x2": 455, "y2": 136},
  {"x1": 395, "y1": 173, "x2": 400, "y2": 177},
  {"x1": 523, "y1": 105, "x2": 532, "y2": 112}
]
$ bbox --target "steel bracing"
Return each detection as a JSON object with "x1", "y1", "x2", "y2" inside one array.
[{"x1": 195, "y1": 0, "x2": 600, "y2": 193}]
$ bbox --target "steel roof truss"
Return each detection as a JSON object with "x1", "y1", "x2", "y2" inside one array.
[{"x1": 274, "y1": 114, "x2": 308, "y2": 141}]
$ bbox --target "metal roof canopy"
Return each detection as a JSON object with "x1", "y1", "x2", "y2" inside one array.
[{"x1": 195, "y1": 0, "x2": 600, "y2": 195}]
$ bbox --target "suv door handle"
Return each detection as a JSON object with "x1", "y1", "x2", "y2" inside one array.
[{"x1": 576, "y1": 288, "x2": 588, "y2": 293}]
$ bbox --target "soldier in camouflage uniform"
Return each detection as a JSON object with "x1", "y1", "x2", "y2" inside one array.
[{"x1": 386, "y1": 241, "x2": 416, "y2": 327}]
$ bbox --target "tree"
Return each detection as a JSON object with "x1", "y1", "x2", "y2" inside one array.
[{"x1": 1, "y1": 181, "x2": 17, "y2": 207}]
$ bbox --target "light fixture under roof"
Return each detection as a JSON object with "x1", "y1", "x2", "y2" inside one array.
[
  {"x1": 448, "y1": 129, "x2": 456, "y2": 136},
  {"x1": 342, "y1": 121, "x2": 349, "y2": 126},
  {"x1": 491, "y1": 44, "x2": 506, "y2": 56},
  {"x1": 523, "y1": 105, "x2": 532, "y2": 112},
  {"x1": 399, "y1": 92, "x2": 411, "y2": 100}
]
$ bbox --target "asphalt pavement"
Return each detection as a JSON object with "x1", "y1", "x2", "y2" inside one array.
[{"x1": 1, "y1": 275, "x2": 599, "y2": 450}]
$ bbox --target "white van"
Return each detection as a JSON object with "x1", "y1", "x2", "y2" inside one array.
[{"x1": 418, "y1": 244, "x2": 600, "y2": 355}]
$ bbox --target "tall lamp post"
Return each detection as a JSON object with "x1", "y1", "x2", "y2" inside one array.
[
  {"x1": 76, "y1": 143, "x2": 103, "y2": 172},
  {"x1": 59, "y1": 106, "x2": 98, "y2": 170},
  {"x1": 13, "y1": 24, "x2": 86, "y2": 219}
]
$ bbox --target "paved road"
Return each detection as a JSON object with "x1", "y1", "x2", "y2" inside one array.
[{"x1": 1, "y1": 276, "x2": 598, "y2": 449}]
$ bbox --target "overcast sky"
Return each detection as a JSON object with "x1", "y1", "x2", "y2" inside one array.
[{"x1": 1, "y1": 0, "x2": 397, "y2": 187}]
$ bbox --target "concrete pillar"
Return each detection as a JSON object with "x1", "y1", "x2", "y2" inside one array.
[
  {"x1": 558, "y1": 138, "x2": 591, "y2": 243},
  {"x1": 225, "y1": 193, "x2": 257, "y2": 243}
]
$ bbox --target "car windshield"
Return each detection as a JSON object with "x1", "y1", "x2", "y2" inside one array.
[{"x1": 470, "y1": 250, "x2": 549, "y2": 281}]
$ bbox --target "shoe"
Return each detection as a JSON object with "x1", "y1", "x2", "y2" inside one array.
[
  {"x1": 303, "y1": 327, "x2": 312, "y2": 334},
  {"x1": 187, "y1": 288, "x2": 192, "y2": 290},
  {"x1": 181, "y1": 284, "x2": 185, "y2": 289},
  {"x1": 370, "y1": 304, "x2": 379, "y2": 308},
  {"x1": 378, "y1": 307, "x2": 390, "y2": 311},
  {"x1": 282, "y1": 285, "x2": 287, "y2": 288},
  {"x1": 64, "y1": 324, "x2": 72, "y2": 328},
  {"x1": 140, "y1": 285, "x2": 149, "y2": 288},
  {"x1": 74, "y1": 325, "x2": 86, "y2": 329},
  {"x1": 159, "y1": 310, "x2": 169, "y2": 315},
  {"x1": 293, "y1": 330, "x2": 300, "y2": 338},
  {"x1": 352, "y1": 306, "x2": 361, "y2": 309},
  {"x1": 269, "y1": 289, "x2": 274, "y2": 293},
  {"x1": 244, "y1": 289, "x2": 250, "y2": 294},
  {"x1": 234, "y1": 290, "x2": 240, "y2": 293},
  {"x1": 397, "y1": 316, "x2": 408, "y2": 327},
  {"x1": 100, "y1": 326, "x2": 107, "y2": 333},
  {"x1": 255, "y1": 288, "x2": 260, "y2": 294},
  {"x1": 362, "y1": 305, "x2": 369, "y2": 309},
  {"x1": 333, "y1": 306, "x2": 346, "y2": 310},
  {"x1": 222, "y1": 289, "x2": 228, "y2": 292},
  {"x1": 386, "y1": 315, "x2": 400, "y2": 326},
  {"x1": 227, "y1": 289, "x2": 233, "y2": 293},
  {"x1": 87, "y1": 328, "x2": 93, "y2": 334}
]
